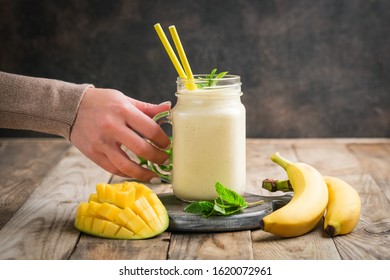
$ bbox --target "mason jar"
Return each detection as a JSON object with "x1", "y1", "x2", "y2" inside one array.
[{"x1": 152, "y1": 74, "x2": 246, "y2": 201}]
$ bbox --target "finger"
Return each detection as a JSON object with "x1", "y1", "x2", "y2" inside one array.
[
  {"x1": 128, "y1": 98, "x2": 171, "y2": 118},
  {"x1": 124, "y1": 105, "x2": 170, "y2": 150},
  {"x1": 104, "y1": 144, "x2": 161, "y2": 183},
  {"x1": 85, "y1": 150, "x2": 130, "y2": 178},
  {"x1": 114, "y1": 124, "x2": 169, "y2": 165}
]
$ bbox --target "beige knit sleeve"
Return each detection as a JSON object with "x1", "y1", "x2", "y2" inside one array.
[{"x1": 0, "y1": 71, "x2": 93, "y2": 140}]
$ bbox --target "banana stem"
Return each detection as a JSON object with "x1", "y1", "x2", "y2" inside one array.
[
  {"x1": 262, "y1": 179, "x2": 293, "y2": 192},
  {"x1": 270, "y1": 152, "x2": 291, "y2": 170}
]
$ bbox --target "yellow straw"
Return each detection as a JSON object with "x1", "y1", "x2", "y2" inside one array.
[
  {"x1": 169, "y1": 25, "x2": 197, "y2": 90},
  {"x1": 169, "y1": 25, "x2": 194, "y2": 80},
  {"x1": 154, "y1": 23, "x2": 187, "y2": 79}
]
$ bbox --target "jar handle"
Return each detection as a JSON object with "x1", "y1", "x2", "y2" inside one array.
[{"x1": 145, "y1": 111, "x2": 172, "y2": 183}]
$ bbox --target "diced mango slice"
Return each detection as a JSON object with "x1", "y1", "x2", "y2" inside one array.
[
  {"x1": 134, "y1": 183, "x2": 153, "y2": 199},
  {"x1": 135, "y1": 226, "x2": 156, "y2": 239},
  {"x1": 115, "y1": 208, "x2": 137, "y2": 226},
  {"x1": 125, "y1": 214, "x2": 152, "y2": 234},
  {"x1": 92, "y1": 218, "x2": 108, "y2": 234},
  {"x1": 88, "y1": 193, "x2": 99, "y2": 203},
  {"x1": 148, "y1": 217, "x2": 164, "y2": 232},
  {"x1": 75, "y1": 202, "x2": 89, "y2": 217},
  {"x1": 74, "y1": 181, "x2": 169, "y2": 239},
  {"x1": 115, "y1": 188, "x2": 135, "y2": 208},
  {"x1": 87, "y1": 201, "x2": 101, "y2": 216},
  {"x1": 103, "y1": 221, "x2": 121, "y2": 236},
  {"x1": 96, "y1": 183, "x2": 107, "y2": 201},
  {"x1": 83, "y1": 216, "x2": 94, "y2": 232},
  {"x1": 116, "y1": 227, "x2": 135, "y2": 239},
  {"x1": 97, "y1": 203, "x2": 121, "y2": 221}
]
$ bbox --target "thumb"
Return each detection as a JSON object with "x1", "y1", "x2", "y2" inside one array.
[{"x1": 128, "y1": 98, "x2": 171, "y2": 118}]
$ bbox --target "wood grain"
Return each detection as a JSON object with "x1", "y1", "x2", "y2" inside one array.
[
  {"x1": 348, "y1": 143, "x2": 390, "y2": 202},
  {"x1": 252, "y1": 222, "x2": 340, "y2": 259},
  {"x1": 70, "y1": 232, "x2": 171, "y2": 260},
  {"x1": 0, "y1": 146, "x2": 111, "y2": 259},
  {"x1": 0, "y1": 139, "x2": 70, "y2": 229},
  {"x1": 168, "y1": 231, "x2": 253, "y2": 260}
]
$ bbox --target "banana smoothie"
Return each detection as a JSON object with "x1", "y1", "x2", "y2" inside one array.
[{"x1": 171, "y1": 75, "x2": 246, "y2": 201}]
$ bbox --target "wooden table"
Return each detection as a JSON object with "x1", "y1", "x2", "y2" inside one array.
[{"x1": 0, "y1": 138, "x2": 389, "y2": 260}]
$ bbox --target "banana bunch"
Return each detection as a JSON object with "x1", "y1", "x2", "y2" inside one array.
[{"x1": 260, "y1": 152, "x2": 361, "y2": 237}]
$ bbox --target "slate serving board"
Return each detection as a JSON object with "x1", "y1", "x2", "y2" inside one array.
[{"x1": 158, "y1": 193, "x2": 292, "y2": 232}]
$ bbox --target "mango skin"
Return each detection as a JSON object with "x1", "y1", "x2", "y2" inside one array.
[{"x1": 74, "y1": 181, "x2": 169, "y2": 239}]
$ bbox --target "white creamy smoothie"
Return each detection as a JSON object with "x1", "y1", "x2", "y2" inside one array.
[{"x1": 170, "y1": 75, "x2": 246, "y2": 201}]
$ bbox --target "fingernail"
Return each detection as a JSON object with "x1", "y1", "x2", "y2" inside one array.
[
  {"x1": 159, "y1": 101, "x2": 171, "y2": 106},
  {"x1": 150, "y1": 177, "x2": 161, "y2": 184},
  {"x1": 163, "y1": 158, "x2": 170, "y2": 165}
]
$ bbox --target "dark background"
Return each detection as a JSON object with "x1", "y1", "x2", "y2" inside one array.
[{"x1": 1, "y1": 0, "x2": 389, "y2": 138}]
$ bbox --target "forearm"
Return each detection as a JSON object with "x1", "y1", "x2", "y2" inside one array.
[{"x1": 0, "y1": 71, "x2": 93, "y2": 139}]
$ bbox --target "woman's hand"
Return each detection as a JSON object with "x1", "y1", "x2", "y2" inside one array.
[{"x1": 70, "y1": 87, "x2": 170, "y2": 183}]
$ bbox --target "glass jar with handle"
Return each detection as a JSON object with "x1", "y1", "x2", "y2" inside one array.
[{"x1": 149, "y1": 74, "x2": 246, "y2": 201}]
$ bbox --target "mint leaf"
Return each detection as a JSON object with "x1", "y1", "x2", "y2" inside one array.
[
  {"x1": 215, "y1": 182, "x2": 247, "y2": 208},
  {"x1": 214, "y1": 197, "x2": 232, "y2": 209},
  {"x1": 210, "y1": 70, "x2": 228, "y2": 86},
  {"x1": 213, "y1": 203, "x2": 243, "y2": 216},
  {"x1": 209, "y1": 68, "x2": 217, "y2": 78},
  {"x1": 183, "y1": 182, "x2": 258, "y2": 217},
  {"x1": 216, "y1": 71, "x2": 228, "y2": 79},
  {"x1": 184, "y1": 201, "x2": 214, "y2": 216},
  {"x1": 197, "y1": 68, "x2": 229, "y2": 88}
]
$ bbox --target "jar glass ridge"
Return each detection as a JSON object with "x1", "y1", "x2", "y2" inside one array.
[{"x1": 176, "y1": 74, "x2": 242, "y2": 93}]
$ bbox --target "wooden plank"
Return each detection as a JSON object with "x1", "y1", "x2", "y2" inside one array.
[
  {"x1": 168, "y1": 231, "x2": 253, "y2": 260},
  {"x1": 346, "y1": 143, "x2": 390, "y2": 260},
  {"x1": 70, "y1": 232, "x2": 171, "y2": 260},
  {"x1": 294, "y1": 141, "x2": 390, "y2": 259},
  {"x1": 348, "y1": 143, "x2": 390, "y2": 202},
  {"x1": 252, "y1": 222, "x2": 340, "y2": 259},
  {"x1": 0, "y1": 139, "x2": 70, "y2": 229},
  {"x1": 249, "y1": 139, "x2": 340, "y2": 259},
  {"x1": 0, "y1": 146, "x2": 111, "y2": 259}
]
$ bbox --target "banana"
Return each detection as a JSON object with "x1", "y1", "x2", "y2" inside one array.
[
  {"x1": 323, "y1": 176, "x2": 361, "y2": 236},
  {"x1": 261, "y1": 176, "x2": 361, "y2": 236},
  {"x1": 259, "y1": 152, "x2": 328, "y2": 237}
]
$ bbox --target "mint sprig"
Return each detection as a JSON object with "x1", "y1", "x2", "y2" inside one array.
[
  {"x1": 197, "y1": 68, "x2": 228, "y2": 88},
  {"x1": 184, "y1": 182, "x2": 263, "y2": 217},
  {"x1": 183, "y1": 200, "x2": 214, "y2": 216}
]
